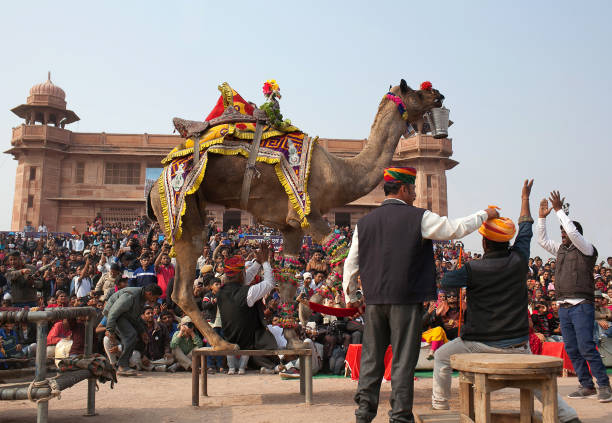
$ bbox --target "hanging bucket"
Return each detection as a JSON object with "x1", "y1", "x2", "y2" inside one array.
[{"x1": 424, "y1": 107, "x2": 450, "y2": 139}]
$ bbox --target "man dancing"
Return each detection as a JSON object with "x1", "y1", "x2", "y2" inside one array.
[
  {"x1": 431, "y1": 180, "x2": 580, "y2": 423},
  {"x1": 343, "y1": 166, "x2": 499, "y2": 423},
  {"x1": 538, "y1": 191, "x2": 611, "y2": 402}
]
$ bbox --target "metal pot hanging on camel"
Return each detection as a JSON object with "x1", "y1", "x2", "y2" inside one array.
[{"x1": 420, "y1": 81, "x2": 451, "y2": 139}]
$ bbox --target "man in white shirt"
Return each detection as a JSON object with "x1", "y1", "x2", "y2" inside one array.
[
  {"x1": 537, "y1": 191, "x2": 611, "y2": 402},
  {"x1": 38, "y1": 222, "x2": 48, "y2": 232},
  {"x1": 216, "y1": 243, "x2": 281, "y2": 373},
  {"x1": 342, "y1": 166, "x2": 499, "y2": 423},
  {"x1": 73, "y1": 258, "x2": 94, "y2": 298},
  {"x1": 71, "y1": 235, "x2": 85, "y2": 252}
]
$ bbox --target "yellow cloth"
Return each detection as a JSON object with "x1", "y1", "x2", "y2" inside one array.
[{"x1": 422, "y1": 326, "x2": 448, "y2": 344}]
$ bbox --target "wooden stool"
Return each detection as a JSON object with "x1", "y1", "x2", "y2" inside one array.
[
  {"x1": 450, "y1": 353, "x2": 562, "y2": 423},
  {"x1": 190, "y1": 347, "x2": 313, "y2": 406}
]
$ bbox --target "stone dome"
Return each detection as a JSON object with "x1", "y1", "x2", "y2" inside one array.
[
  {"x1": 27, "y1": 72, "x2": 67, "y2": 109},
  {"x1": 29, "y1": 79, "x2": 65, "y2": 99}
]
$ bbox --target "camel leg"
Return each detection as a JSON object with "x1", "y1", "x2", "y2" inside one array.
[
  {"x1": 283, "y1": 328, "x2": 308, "y2": 349},
  {"x1": 280, "y1": 226, "x2": 303, "y2": 257},
  {"x1": 303, "y1": 211, "x2": 333, "y2": 245},
  {"x1": 285, "y1": 202, "x2": 302, "y2": 230},
  {"x1": 172, "y1": 196, "x2": 238, "y2": 351}
]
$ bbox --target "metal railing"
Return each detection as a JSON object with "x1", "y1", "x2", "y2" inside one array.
[{"x1": 0, "y1": 307, "x2": 98, "y2": 423}]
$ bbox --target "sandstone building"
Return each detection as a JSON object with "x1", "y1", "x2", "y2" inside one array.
[{"x1": 6, "y1": 76, "x2": 458, "y2": 232}]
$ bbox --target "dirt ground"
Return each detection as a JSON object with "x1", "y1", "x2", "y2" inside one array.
[{"x1": 2, "y1": 372, "x2": 611, "y2": 423}]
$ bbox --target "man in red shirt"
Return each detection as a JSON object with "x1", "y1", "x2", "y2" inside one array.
[{"x1": 155, "y1": 253, "x2": 174, "y2": 300}]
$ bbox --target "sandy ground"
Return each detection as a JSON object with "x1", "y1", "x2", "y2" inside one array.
[{"x1": 2, "y1": 372, "x2": 611, "y2": 423}]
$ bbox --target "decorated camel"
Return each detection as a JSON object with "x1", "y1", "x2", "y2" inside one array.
[{"x1": 148, "y1": 79, "x2": 445, "y2": 350}]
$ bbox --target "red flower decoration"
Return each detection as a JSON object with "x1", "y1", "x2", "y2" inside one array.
[
  {"x1": 262, "y1": 82, "x2": 272, "y2": 95},
  {"x1": 547, "y1": 313, "x2": 553, "y2": 319},
  {"x1": 420, "y1": 81, "x2": 433, "y2": 91}
]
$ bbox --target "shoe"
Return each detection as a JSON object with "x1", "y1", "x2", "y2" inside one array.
[
  {"x1": 227, "y1": 368, "x2": 236, "y2": 375},
  {"x1": 564, "y1": 418, "x2": 582, "y2": 423},
  {"x1": 153, "y1": 365, "x2": 167, "y2": 372},
  {"x1": 260, "y1": 367, "x2": 276, "y2": 375},
  {"x1": 431, "y1": 402, "x2": 450, "y2": 410},
  {"x1": 598, "y1": 385, "x2": 612, "y2": 402},
  {"x1": 207, "y1": 367, "x2": 217, "y2": 374},
  {"x1": 238, "y1": 368, "x2": 246, "y2": 375},
  {"x1": 567, "y1": 386, "x2": 597, "y2": 398},
  {"x1": 167, "y1": 363, "x2": 178, "y2": 373},
  {"x1": 280, "y1": 368, "x2": 300, "y2": 379}
]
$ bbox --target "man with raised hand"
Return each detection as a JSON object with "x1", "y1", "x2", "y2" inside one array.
[{"x1": 538, "y1": 191, "x2": 611, "y2": 402}]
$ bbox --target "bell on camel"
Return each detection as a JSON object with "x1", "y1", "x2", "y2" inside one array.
[{"x1": 424, "y1": 107, "x2": 450, "y2": 139}]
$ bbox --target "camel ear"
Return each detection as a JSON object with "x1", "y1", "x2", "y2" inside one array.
[{"x1": 400, "y1": 79, "x2": 412, "y2": 94}]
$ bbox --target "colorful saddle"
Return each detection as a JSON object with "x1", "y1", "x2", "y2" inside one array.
[{"x1": 159, "y1": 83, "x2": 316, "y2": 248}]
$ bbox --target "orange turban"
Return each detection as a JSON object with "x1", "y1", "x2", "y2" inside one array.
[
  {"x1": 478, "y1": 217, "x2": 516, "y2": 242},
  {"x1": 224, "y1": 255, "x2": 245, "y2": 276}
]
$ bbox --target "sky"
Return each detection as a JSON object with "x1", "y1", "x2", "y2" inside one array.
[{"x1": 0, "y1": 1, "x2": 610, "y2": 260}]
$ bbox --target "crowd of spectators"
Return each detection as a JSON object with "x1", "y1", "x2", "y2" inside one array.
[{"x1": 0, "y1": 216, "x2": 610, "y2": 376}]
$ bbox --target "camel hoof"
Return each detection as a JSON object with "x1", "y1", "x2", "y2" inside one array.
[{"x1": 213, "y1": 342, "x2": 239, "y2": 352}]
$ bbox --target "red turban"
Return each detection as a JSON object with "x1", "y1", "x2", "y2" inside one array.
[
  {"x1": 383, "y1": 167, "x2": 416, "y2": 184},
  {"x1": 224, "y1": 255, "x2": 245, "y2": 276}
]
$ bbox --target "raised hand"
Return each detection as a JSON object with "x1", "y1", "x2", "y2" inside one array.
[
  {"x1": 255, "y1": 242, "x2": 270, "y2": 264},
  {"x1": 549, "y1": 191, "x2": 565, "y2": 212},
  {"x1": 522, "y1": 179, "x2": 534, "y2": 199},
  {"x1": 539, "y1": 199, "x2": 552, "y2": 218}
]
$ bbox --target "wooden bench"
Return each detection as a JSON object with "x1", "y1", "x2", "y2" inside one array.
[
  {"x1": 450, "y1": 353, "x2": 563, "y2": 423},
  {"x1": 191, "y1": 347, "x2": 313, "y2": 406}
]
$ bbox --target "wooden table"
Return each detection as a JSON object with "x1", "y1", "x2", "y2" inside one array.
[
  {"x1": 450, "y1": 353, "x2": 563, "y2": 423},
  {"x1": 191, "y1": 347, "x2": 313, "y2": 406}
]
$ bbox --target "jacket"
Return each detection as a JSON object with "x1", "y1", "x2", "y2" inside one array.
[{"x1": 103, "y1": 287, "x2": 147, "y2": 334}]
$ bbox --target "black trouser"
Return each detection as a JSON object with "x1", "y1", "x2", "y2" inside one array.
[
  {"x1": 115, "y1": 316, "x2": 139, "y2": 369},
  {"x1": 251, "y1": 327, "x2": 280, "y2": 369},
  {"x1": 355, "y1": 304, "x2": 423, "y2": 423}
]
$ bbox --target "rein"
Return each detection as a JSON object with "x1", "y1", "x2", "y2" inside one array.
[{"x1": 385, "y1": 92, "x2": 409, "y2": 123}]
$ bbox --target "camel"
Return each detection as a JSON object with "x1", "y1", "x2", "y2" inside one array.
[{"x1": 148, "y1": 79, "x2": 445, "y2": 350}]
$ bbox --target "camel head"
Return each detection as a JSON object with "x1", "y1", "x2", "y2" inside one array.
[{"x1": 392, "y1": 79, "x2": 445, "y2": 124}]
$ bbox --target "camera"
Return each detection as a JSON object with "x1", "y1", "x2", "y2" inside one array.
[{"x1": 185, "y1": 322, "x2": 195, "y2": 329}]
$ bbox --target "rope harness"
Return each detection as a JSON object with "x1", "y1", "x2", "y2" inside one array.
[{"x1": 27, "y1": 375, "x2": 61, "y2": 404}]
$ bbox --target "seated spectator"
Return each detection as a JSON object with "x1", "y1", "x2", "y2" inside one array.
[
  {"x1": 0, "y1": 322, "x2": 25, "y2": 359},
  {"x1": 436, "y1": 290, "x2": 461, "y2": 340},
  {"x1": 531, "y1": 302, "x2": 551, "y2": 338},
  {"x1": 47, "y1": 319, "x2": 72, "y2": 357},
  {"x1": 595, "y1": 290, "x2": 612, "y2": 341},
  {"x1": 132, "y1": 305, "x2": 173, "y2": 372},
  {"x1": 159, "y1": 310, "x2": 179, "y2": 339},
  {"x1": 422, "y1": 300, "x2": 449, "y2": 359},
  {"x1": 169, "y1": 316, "x2": 203, "y2": 372}
]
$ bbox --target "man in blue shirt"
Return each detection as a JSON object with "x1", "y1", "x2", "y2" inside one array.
[
  {"x1": 129, "y1": 254, "x2": 157, "y2": 288},
  {"x1": 431, "y1": 180, "x2": 580, "y2": 423}
]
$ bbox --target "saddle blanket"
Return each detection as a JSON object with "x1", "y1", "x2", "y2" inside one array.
[{"x1": 159, "y1": 123, "x2": 316, "y2": 246}]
